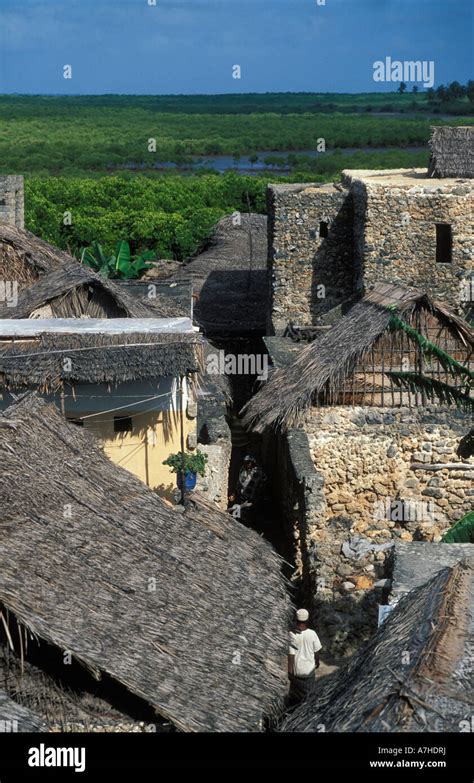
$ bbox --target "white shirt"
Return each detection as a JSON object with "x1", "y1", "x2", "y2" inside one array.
[{"x1": 289, "y1": 628, "x2": 322, "y2": 676}]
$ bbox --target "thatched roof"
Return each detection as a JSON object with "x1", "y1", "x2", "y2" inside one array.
[
  {"x1": 280, "y1": 559, "x2": 473, "y2": 732},
  {"x1": 0, "y1": 260, "x2": 183, "y2": 320},
  {"x1": 0, "y1": 641, "x2": 159, "y2": 732},
  {"x1": 170, "y1": 214, "x2": 269, "y2": 334},
  {"x1": 0, "y1": 395, "x2": 291, "y2": 732},
  {"x1": 0, "y1": 225, "x2": 73, "y2": 284},
  {"x1": 0, "y1": 329, "x2": 203, "y2": 389},
  {"x1": 242, "y1": 282, "x2": 474, "y2": 432},
  {"x1": 115, "y1": 280, "x2": 192, "y2": 319},
  {"x1": 428, "y1": 126, "x2": 474, "y2": 179},
  {"x1": 0, "y1": 689, "x2": 48, "y2": 731}
]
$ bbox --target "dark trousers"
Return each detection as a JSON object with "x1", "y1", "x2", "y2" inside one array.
[{"x1": 288, "y1": 672, "x2": 316, "y2": 706}]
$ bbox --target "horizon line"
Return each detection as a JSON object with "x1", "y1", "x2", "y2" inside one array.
[{"x1": 0, "y1": 89, "x2": 436, "y2": 99}]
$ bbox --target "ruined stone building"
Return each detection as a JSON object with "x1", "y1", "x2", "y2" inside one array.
[{"x1": 269, "y1": 126, "x2": 473, "y2": 330}]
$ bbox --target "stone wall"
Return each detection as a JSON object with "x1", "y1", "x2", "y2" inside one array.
[
  {"x1": 263, "y1": 426, "x2": 326, "y2": 588},
  {"x1": 268, "y1": 183, "x2": 354, "y2": 330},
  {"x1": 345, "y1": 170, "x2": 473, "y2": 312},
  {"x1": 273, "y1": 405, "x2": 472, "y2": 658},
  {"x1": 308, "y1": 406, "x2": 473, "y2": 536},
  {"x1": 196, "y1": 387, "x2": 232, "y2": 510},
  {"x1": 267, "y1": 170, "x2": 473, "y2": 327},
  {"x1": 0, "y1": 176, "x2": 24, "y2": 229},
  {"x1": 303, "y1": 405, "x2": 473, "y2": 656},
  {"x1": 198, "y1": 440, "x2": 232, "y2": 509}
]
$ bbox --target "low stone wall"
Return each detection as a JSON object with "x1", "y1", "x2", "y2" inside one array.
[
  {"x1": 304, "y1": 405, "x2": 472, "y2": 656},
  {"x1": 196, "y1": 379, "x2": 232, "y2": 510},
  {"x1": 199, "y1": 439, "x2": 232, "y2": 509},
  {"x1": 275, "y1": 405, "x2": 473, "y2": 658}
]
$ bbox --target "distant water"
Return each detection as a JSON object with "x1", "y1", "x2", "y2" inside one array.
[{"x1": 118, "y1": 145, "x2": 427, "y2": 176}]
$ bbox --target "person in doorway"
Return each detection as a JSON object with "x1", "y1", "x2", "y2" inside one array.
[
  {"x1": 228, "y1": 455, "x2": 267, "y2": 525},
  {"x1": 235, "y1": 455, "x2": 266, "y2": 505},
  {"x1": 287, "y1": 608, "x2": 322, "y2": 705}
]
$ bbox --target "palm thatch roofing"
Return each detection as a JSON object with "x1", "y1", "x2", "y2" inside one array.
[
  {"x1": 281, "y1": 559, "x2": 473, "y2": 732},
  {"x1": 0, "y1": 329, "x2": 203, "y2": 390},
  {"x1": 428, "y1": 126, "x2": 474, "y2": 179},
  {"x1": 0, "y1": 259, "x2": 184, "y2": 320},
  {"x1": 0, "y1": 689, "x2": 48, "y2": 732},
  {"x1": 0, "y1": 394, "x2": 291, "y2": 732},
  {"x1": 169, "y1": 214, "x2": 269, "y2": 334},
  {"x1": 115, "y1": 279, "x2": 192, "y2": 319},
  {"x1": 0, "y1": 225, "x2": 73, "y2": 284},
  {"x1": 0, "y1": 641, "x2": 161, "y2": 732},
  {"x1": 242, "y1": 282, "x2": 474, "y2": 432}
]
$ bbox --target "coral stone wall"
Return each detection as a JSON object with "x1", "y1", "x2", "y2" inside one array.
[
  {"x1": 303, "y1": 405, "x2": 473, "y2": 656},
  {"x1": 199, "y1": 440, "x2": 232, "y2": 509},
  {"x1": 268, "y1": 171, "x2": 474, "y2": 328},
  {"x1": 345, "y1": 171, "x2": 474, "y2": 311},
  {"x1": 268, "y1": 183, "x2": 354, "y2": 330}
]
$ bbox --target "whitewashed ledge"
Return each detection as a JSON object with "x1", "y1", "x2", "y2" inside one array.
[{"x1": 0, "y1": 317, "x2": 194, "y2": 336}]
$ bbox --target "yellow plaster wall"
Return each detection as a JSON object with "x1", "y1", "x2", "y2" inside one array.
[{"x1": 85, "y1": 408, "x2": 196, "y2": 501}]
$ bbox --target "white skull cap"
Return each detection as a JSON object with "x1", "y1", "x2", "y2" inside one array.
[{"x1": 296, "y1": 609, "x2": 309, "y2": 622}]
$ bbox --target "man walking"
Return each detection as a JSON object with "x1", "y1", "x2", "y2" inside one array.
[{"x1": 287, "y1": 608, "x2": 322, "y2": 705}]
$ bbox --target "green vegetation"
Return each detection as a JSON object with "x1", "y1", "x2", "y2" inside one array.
[
  {"x1": 1, "y1": 94, "x2": 472, "y2": 177},
  {"x1": 25, "y1": 174, "x2": 268, "y2": 261},
  {"x1": 441, "y1": 510, "x2": 474, "y2": 544},
  {"x1": 4, "y1": 92, "x2": 470, "y2": 261},
  {"x1": 81, "y1": 240, "x2": 155, "y2": 279},
  {"x1": 427, "y1": 80, "x2": 474, "y2": 110},
  {"x1": 23, "y1": 144, "x2": 429, "y2": 262},
  {"x1": 163, "y1": 451, "x2": 208, "y2": 477},
  {"x1": 1, "y1": 90, "x2": 471, "y2": 118}
]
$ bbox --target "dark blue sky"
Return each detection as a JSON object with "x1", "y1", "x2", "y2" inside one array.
[{"x1": 0, "y1": 0, "x2": 472, "y2": 94}]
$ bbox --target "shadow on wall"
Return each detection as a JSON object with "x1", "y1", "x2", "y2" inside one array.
[
  {"x1": 196, "y1": 269, "x2": 270, "y2": 333},
  {"x1": 153, "y1": 483, "x2": 176, "y2": 504},
  {"x1": 108, "y1": 407, "x2": 186, "y2": 495},
  {"x1": 312, "y1": 580, "x2": 382, "y2": 660},
  {"x1": 310, "y1": 199, "x2": 356, "y2": 323},
  {"x1": 109, "y1": 407, "x2": 181, "y2": 445}
]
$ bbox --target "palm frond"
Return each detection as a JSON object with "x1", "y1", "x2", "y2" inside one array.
[
  {"x1": 387, "y1": 371, "x2": 474, "y2": 411},
  {"x1": 388, "y1": 311, "x2": 474, "y2": 381}
]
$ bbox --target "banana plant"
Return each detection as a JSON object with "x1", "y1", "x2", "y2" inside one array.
[
  {"x1": 441, "y1": 510, "x2": 474, "y2": 543},
  {"x1": 81, "y1": 240, "x2": 155, "y2": 279}
]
